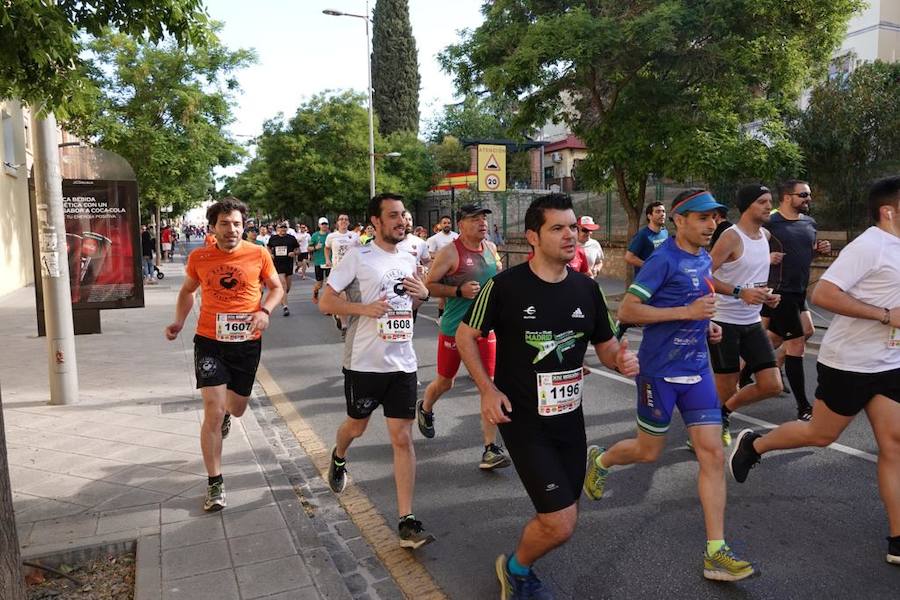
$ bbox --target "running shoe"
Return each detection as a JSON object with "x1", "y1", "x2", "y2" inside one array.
[
  {"x1": 729, "y1": 429, "x2": 762, "y2": 483},
  {"x1": 583, "y1": 445, "x2": 608, "y2": 501},
  {"x1": 203, "y1": 481, "x2": 226, "y2": 512},
  {"x1": 416, "y1": 399, "x2": 435, "y2": 439},
  {"x1": 495, "y1": 554, "x2": 554, "y2": 599},
  {"x1": 887, "y1": 536, "x2": 900, "y2": 565},
  {"x1": 221, "y1": 413, "x2": 231, "y2": 440},
  {"x1": 398, "y1": 517, "x2": 435, "y2": 549},
  {"x1": 327, "y1": 446, "x2": 347, "y2": 493},
  {"x1": 480, "y1": 443, "x2": 512, "y2": 470},
  {"x1": 283, "y1": 305, "x2": 290, "y2": 317},
  {"x1": 312, "y1": 289, "x2": 319, "y2": 304},
  {"x1": 797, "y1": 406, "x2": 812, "y2": 422},
  {"x1": 703, "y1": 545, "x2": 757, "y2": 581},
  {"x1": 334, "y1": 314, "x2": 342, "y2": 331},
  {"x1": 721, "y1": 410, "x2": 732, "y2": 446}
]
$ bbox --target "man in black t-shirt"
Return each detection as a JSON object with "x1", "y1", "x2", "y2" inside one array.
[
  {"x1": 457, "y1": 193, "x2": 638, "y2": 600},
  {"x1": 267, "y1": 222, "x2": 300, "y2": 316}
]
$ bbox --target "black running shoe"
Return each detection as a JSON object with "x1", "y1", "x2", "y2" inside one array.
[
  {"x1": 729, "y1": 429, "x2": 761, "y2": 483},
  {"x1": 283, "y1": 305, "x2": 290, "y2": 317},
  {"x1": 887, "y1": 535, "x2": 900, "y2": 565},
  {"x1": 416, "y1": 399, "x2": 435, "y2": 439},
  {"x1": 328, "y1": 446, "x2": 347, "y2": 493},
  {"x1": 334, "y1": 314, "x2": 342, "y2": 331},
  {"x1": 221, "y1": 413, "x2": 231, "y2": 440},
  {"x1": 797, "y1": 406, "x2": 812, "y2": 422},
  {"x1": 398, "y1": 516, "x2": 435, "y2": 549}
]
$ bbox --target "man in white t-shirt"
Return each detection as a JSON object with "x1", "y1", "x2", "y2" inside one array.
[
  {"x1": 326, "y1": 214, "x2": 361, "y2": 333},
  {"x1": 426, "y1": 215, "x2": 458, "y2": 319},
  {"x1": 319, "y1": 192, "x2": 433, "y2": 550},
  {"x1": 397, "y1": 211, "x2": 430, "y2": 323},
  {"x1": 294, "y1": 223, "x2": 311, "y2": 279},
  {"x1": 730, "y1": 176, "x2": 900, "y2": 566},
  {"x1": 577, "y1": 216, "x2": 605, "y2": 277}
]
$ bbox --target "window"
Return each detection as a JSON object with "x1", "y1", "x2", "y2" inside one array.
[{"x1": 2, "y1": 108, "x2": 18, "y2": 176}]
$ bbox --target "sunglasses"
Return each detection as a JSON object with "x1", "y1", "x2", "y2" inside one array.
[{"x1": 788, "y1": 192, "x2": 812, "y2": 199}]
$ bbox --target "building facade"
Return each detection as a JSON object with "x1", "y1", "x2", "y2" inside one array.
[{"x1": 0, "y1": 100, "x2": 34, "y2": 297}]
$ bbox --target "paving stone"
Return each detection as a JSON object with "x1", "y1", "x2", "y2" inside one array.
[
  {"x1": 228, "y1": 528, "x2": 296, "y2": 567},
  {"x1": 330, "y1": 550, "x2": 359, "y2": 575},
  {"x1": 162, "y1": 539, "x2": 232, "y2": 581},
  {"x1": 222, "y1": 504, "x2": 286, "y2": 538},
  {"x1": 334, "y1": 520, "x2": 362, "y2": 541},
  {"x1": 97, "y1": 504, "x2": 161, "y2": 535},
  {"x1": 344, "y1": 572, "x2": 369, "y2": 596},
  {"x1": 344, "y1": 537, "x2": 374, "y2": 560},
  {"x1": 235, "y1": 555, "x2": 313, "y2": 599},
  {"x1": 372, "y1": 578, "x2": 405, "y2": 600},
  {"x1": 163, "y1": 568, "x2": 240, "y2": 600},
  {"x1": 161, "y1": 514, "x2": 225, "y2": 549},
  {"x1": 27, "y1": 515, "x2": 98, "y2": 546}
]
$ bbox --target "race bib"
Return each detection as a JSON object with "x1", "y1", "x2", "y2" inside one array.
[
  {"x1": 889, "y1": 327, "x2": 900, "y2": 350},
  {"x1": 275, "y1": 246, "x2": 288, "y2": 256},
  {"x1": 377, "y1": 310, "x2": 413, "y2": 342},
  {"x1": 536, "y1": 368, "x2": 583, "y2": 416},
  {"x1": 216, "y1": 313, "x2": 254, "y2": 342}
]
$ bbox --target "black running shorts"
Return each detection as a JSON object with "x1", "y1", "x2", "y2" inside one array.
[
  {"x1": 315, "y1": 265, "x2": 331, "y2": 282},
  {"x1": 297, "y1": 252, "x2": 309, "y2": 261},
  {"x1": 343, "y1": 369, "x2": 417, "y2": 420},
  {"x1": 499, "y1": 418, "x2": 587, "y2": 514},
  {"x1": 761, "y1": 291, "x2": 809, "y2": 340},
  {"x1": 194, "y1": 335, "x2": 261, "y2": 397},
  {"x1": 709, "y1": 321, "x2": 777, "y2": 374},
  {"x1": 274, "y1": 260, "x2": 294, "y2": 276},
  {"x1": 816, "y1": 363, "x2": 900, "y2": 417}
]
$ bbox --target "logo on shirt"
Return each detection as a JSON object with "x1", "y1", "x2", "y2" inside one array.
[
  {"x1": 571, "y1": 307, "x2": 585, "y2": 319},
  {"x1": 525, "y1": 330, "x2": 584, "y2": 364},
  {"x1": 523, "y1": 306, "x2": 537, "y2": 318},
  {"x1": 208, "y1": 264, "x2": 248, "y2": 303},
  {"x1": 380, "y1": 268, "x2": 413, "y2": 311}
]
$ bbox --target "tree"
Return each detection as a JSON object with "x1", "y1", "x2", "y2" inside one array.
[
  {"x1": 372, "y1": 0, "x2": 420, "y2": 135},
  {"x1": 440, "y1": 0, "x2": 860, "y2": 238},
  {"x1": 1, "y1": 387, "x2": 24, "y2": 599},
  {"x1": 430, "y1": 135, "x2": 470, "y2": 174},
  {"x1": 67, "y1": 28, "x2": 254, "y2": 219},
  {"x1": 381, "y1": 130, "x2": 437, "y2": 202},
  {"x1": 794, "y1": 59, "x2": 900, "y2": 233},
  {"x1": 424, "y1": 94, "x2": 520, "y2": 143}
]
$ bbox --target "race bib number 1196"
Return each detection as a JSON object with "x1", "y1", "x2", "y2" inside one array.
[{"x1": 536, "y1": 368, "x2": 583, "y2": 416}]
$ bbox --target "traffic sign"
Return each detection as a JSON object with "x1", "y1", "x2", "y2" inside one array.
[{"x1": 477, "y1": 144, "x2": 506, "y2": 192}]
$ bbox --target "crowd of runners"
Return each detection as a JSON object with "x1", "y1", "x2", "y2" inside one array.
[{"x1": 164, "y1": 176, "x2": 899, "y2": 599}]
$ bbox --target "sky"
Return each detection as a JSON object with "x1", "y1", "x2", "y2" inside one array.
[{"x1": 205, "y1": 0, "x2": 487, "y2": 142}]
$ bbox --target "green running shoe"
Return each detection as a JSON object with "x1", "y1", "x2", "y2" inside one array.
[
  {"x1": 703, "y1": 545, "x2": 757, "y2": 581},
  {"x1": 583, "y1": 445, "x2": 608, "y2": 501},
  {"x1": 203, "y1": 481, "x2": 226, "y2": 512}
]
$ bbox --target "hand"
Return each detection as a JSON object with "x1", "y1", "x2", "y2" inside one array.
[
  {"x1": 402, "y1": 275, "x2": 429, "y2": 300},
  {"x1": 770, "y1": 252, "x2": 785, "y2": 265},
  {"x1": 763, "y1": 292, "x2": 781, "y2": 308},
  {"x1": 164, "y1": 322, "x2": 183, "y2": 340},
  {"x1": 482, "y1": 387, "x2": 512, "y2": 425},
  {"x1": 325, "y1": 262, "x2": 332, "y2": 269},
  {"x1": 816, "y1": 240, "x2": 831, "y2": 254},
  {"x1": 615, "y1": 338, "x2": 639, "y2": 377},
  {"x1": 707, "y1": 321, "x2": 723, "y2": 344},
  {"x1": 685, "y1": 293, "x2": 716, "y2": 320},
  {"x1": 250, "y1": 310, "x2": 270, "y2": 333},
  {"x1": 739, "y1": 287, "x2": 770, "y2": 305},
  {"x1": 459, "y1": 280, "x2": 481, "y2": 299},
  {"x1": 359, "y1": 297, "x2": 391, "y2": 319}
]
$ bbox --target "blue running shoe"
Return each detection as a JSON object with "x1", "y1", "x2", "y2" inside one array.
[{"x1": 495, "y1": 554, "x2": 554, "y2": 599}]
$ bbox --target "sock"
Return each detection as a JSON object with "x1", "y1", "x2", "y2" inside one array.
[
  {"x1": 595, "y1": 452, "x2": 608, "y2": 470},
  {"x1": 208, "y1": 474, "x2": 223, "y2": 486},
  {"x1": 399, "y1": 513, "x2": 415, "y2": 524},
  {"x1": 332, "y1": 450, "x2": 345, "y2": 465},
  {"x1": 784, "y1": 355, "x2": 809, "y2": 410},
  {"x1": 706, "y1": 539, "x2": 726, "y2": 556},
  {"x1": 507, "y1": 553, "x2": 530, "y2": 576}
]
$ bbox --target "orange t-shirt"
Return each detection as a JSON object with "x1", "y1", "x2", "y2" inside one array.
[
  {"x1": 185, "y1": 241, "x2": 276, "y2": 341},
  {"x1": 204, "y1": 233, "x2": 216, "y2": 246}
]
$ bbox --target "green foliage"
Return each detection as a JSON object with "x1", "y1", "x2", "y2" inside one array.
[
  {"x1": 0, "y1": 0, "x2": 210, "y2": 118},
  {"x1": 66, "y1": 28, "x2": 255, "y2": 218},
  {"x1": 441, "y1": 0, "x2": 860, "y2": 236},
  {"x1": 424, "y1": 94, "x2": 522, "y2": 143},
  {"x1": 381, "y1": 130, "x2": 437, "y2": 202},
  {"x1": 429, "y1": 135, "x2": 470, "y2": 174},
  {"x1": 794, "y1": 59, "x2": 900, "y2": 232},
  {"x1": 372, "y1": 0, "x2": 420, "y2": 135}
]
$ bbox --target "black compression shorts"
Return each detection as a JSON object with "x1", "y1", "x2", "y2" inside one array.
[
  {"x1": 761, "y1": 291, "x2": 809, "y2": 340},
  {"x1": 709, "y1": 321, "x2": 777, "y2": 374}
]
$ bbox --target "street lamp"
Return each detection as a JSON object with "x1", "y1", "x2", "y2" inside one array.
[{"x1": 323, "y1": 2, "x2": 377, "y2": 198}]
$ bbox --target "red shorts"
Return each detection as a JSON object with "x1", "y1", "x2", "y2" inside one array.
[{"x1": 437, "y1": 331, "x2": 496, "y2": 379}]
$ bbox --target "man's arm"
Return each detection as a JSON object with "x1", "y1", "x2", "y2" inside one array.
[
  {"x1": 426, "y1": 243, "x2": 478, "y2": 299},
  {"x1": 261, "y1": 272, "x2": 284, "y2": 313},
  {"x1": 709, "y1": 228, "x2": 739, "y2": 273},
  {"x1": 623, "y1": 250, "x2": 644, "y2": 269},
  {"x1": 457, "y1": 321, "x2": 512, "y2": 424},
  {"x1": 319, "y1": 283, "x2": 391, "y2": 318},
  {"x1": 164, "y1": 276, "x2": 200, "y2": 339},
  {"x1": 324, "y1": 238, "x2": 333, "y2": 266},
  {"x1": 593, "y1": 336, "x2": 639, "y2": 376},
  {"x1": 811, "y1": 280, "x2": 899, "y2": 326},
  {"x1": 485, "y1": 240, "x2": 503, "y2": 272},
  {"x1": 617, "y1": 292, "x2": 716, "y2": 324}
]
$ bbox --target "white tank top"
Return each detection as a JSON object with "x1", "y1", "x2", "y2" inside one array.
[{"x1": 714, "y1": 225, "x2": 771, "y2": 325}]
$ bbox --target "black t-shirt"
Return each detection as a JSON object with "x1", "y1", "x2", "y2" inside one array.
[
  {"x1": 463, "y1": 262, "x2": 615, "y2": 434},
  {"x1": 710, "y1": 220, "x2": 733, "y2": 249},
  {"x1": 267, "y1": 234, "x2": 299, "y2": 269},
  {"x1": 141, "y1": 231, "x2": 154, "y2": 257},
  {"x1": 764, "y1": 212, "x2": 817, "y2": 293}
]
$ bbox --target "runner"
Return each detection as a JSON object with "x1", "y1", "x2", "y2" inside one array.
[
  {"x1": 730, "y1": 175, "x2": 900, "y2": 566},
  {"x1": 585, "y1": 189, "x2": 758, "y2": 582},
  {"x1": 325, "y1": 214, "x2": 361, "y2": 333},
  {"x1": 320, "y1": 193, "x2": 434, "y2": 549},
  {"x1": 416, "y1": 203, "x2": 511, "y2": 470},
  {"x1": 577, "y1": 215, "x2": 604, "y2": 277},
  {"x1": 426, "y1": 215, "x2": 459, "y2": 320},
  {"x1": 310, "y1": 217, "x2": 330, "y2": 304},
  {"x1": 456, "y1": 193, "x2": 637, "y2": 598},
  {"x1": 756, "y1": 179, "x2": 831, "y2": 420},
  {"x1": 295, "y1": 223, "x2": 311, "y2": 279},
  {"x1": 267, "y1": 222, "x2": 299, "y2": 317},
  {"x1": 707, "y1": 185, "x2": 783, "y2": 446},
  {"x1": 624, "y1": 201, "x2": 668, "y2": 277},
  {"x1": 164, "y1": 197, "x2": 283, "y2": 512}
]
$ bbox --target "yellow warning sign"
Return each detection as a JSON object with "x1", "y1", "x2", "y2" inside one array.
[{"x1": 477, "y1": 144, "x2": 506, "y2": 192}]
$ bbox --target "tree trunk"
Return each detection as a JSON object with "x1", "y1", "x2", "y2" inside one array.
[
  {"x1": 0, "y1": 386, "x2": 26, "y2": 600},
  {"x1": 614, "y1": 165, "x2": 644, "y2": 286}
]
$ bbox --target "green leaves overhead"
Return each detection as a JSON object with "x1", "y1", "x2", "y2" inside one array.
[{"x1": 372, "y1": 0, "x2": 420, "y2": 135}]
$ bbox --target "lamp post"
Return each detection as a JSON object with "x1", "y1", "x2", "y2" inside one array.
[{"x1": 324, "y1": 2, "x2": 376, "y2": 198}]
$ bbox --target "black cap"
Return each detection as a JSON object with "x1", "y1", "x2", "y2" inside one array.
[
  {"x1": 457, "y1": 203, "x2": 492, "y2": 220},
  {"x1": 736, "y1": 184, "x2": 770, "y2": 213}
]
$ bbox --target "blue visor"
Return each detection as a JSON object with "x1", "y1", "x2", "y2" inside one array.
[{"x1": 672, "y1": 192, "x2": 726, "y2": 215}]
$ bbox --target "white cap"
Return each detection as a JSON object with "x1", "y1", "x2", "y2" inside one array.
[{"x1": 318, "y1": 217, "x2": 329, "y2": 225}]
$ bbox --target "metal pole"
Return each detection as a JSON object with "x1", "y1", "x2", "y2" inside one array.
[
  {"x1": 31, "y1": 110, "x2": 79, "y2": 405},
  {"x1": 365, "y1": 0, "x2": 376, "y2": 198}
]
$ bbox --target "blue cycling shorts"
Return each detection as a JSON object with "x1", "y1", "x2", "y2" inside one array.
[{"x1": 635, "y1": 372, "x2": 721, "y2": 436}]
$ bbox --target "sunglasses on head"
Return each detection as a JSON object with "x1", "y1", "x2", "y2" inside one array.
[{"x1": 789, "y1": 192, "x2": 812, "y2": 198}]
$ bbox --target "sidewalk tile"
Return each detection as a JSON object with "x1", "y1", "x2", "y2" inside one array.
[
  {"x1": 161, "y1": 514, "x2": 225, "y2": 549},
  {"x1": 163, "y1": 569, "x2": 239, "y2": 600},
  {"x1": 235, "y1": 555, "x2": 313, "y2": 599},
  {"x1": 162, "y1": 539, "x2": 232, "y2": 581},
  {"x1": 229, "y1": 528, "x2": 296, "y2": 567},
  {"x1": 90, "y1": 487, "x2": 172, "y2": 512},
  {"x1": 27, "y1": 515, "x2": 98, "y2": 546},
  {"x1": 97, "y1": 504, "x2": 161, "y2": 535},
  {"x1": 222, "y1": 505, "x2": 285, "y2": 538},
  {"x1": 160, "y1": 495, "x2": 219, "y2": 524}
]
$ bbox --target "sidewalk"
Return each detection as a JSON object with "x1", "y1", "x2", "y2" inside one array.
[{"x1": 0, "y1": 255, "x2": 354, "y2": 599}]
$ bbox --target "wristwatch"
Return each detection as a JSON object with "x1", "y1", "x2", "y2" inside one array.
[
  {"x1": 731, "y1": 286, "x2": 742, "y2": 299},
  {"x1": 881, "y1": 307, "x2": 891, "y2": 325},
  {"x1": 455, "y1": 286, "x2": 463, "y2": 298}
]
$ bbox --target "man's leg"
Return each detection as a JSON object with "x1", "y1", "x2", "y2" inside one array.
[
  {"x1": 386, "y1": 417, "x2": 416, "y2": 517},
  {"x1": 335, "y1": 416, "x2": 370, "y2": 458},
  {"x1": 687, "y1": 424, "x2": 726, "y2": 541},
  {"x1": 754, "y1": 399, "x2": 853, "y2": 454},
  {"x1": 513, "y1": 503, "x2": 578, "y2": 565},
  {"x1": 600, "y1": 429, "x2": 667, "y2": 467},
  {"x1": 865, "y1": 395, "x2": 900, "y2": 537},
  {"x1": 200, "y1": 385, "x2": 229, "y2": 477},
  {"x1": 422, "y1": 374, "x2": 453, "y2": 413},
  {"x1": 724, "y1": 366, "x2": 783, "y2": 411}
]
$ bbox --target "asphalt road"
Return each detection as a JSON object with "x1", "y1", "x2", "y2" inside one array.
[{"x1": 255, "y1": 263, "x2": 897, "y2": 600}]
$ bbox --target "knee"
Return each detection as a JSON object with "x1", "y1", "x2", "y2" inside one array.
[
  {"x1": 390, "y1": 427, "x2": 413, "y2": 450},
  {"x1": 807, "y1": 429, "x2": 838, "y2": 448},
  {"x1": 203, "y1": 405, "x2": 226, "y2": 429},
  {"x1": 537, "y1": 514, "x2": 577, "y2": 545},
  {"x1": 877, "y1": 433, "x2": 900, "y2": 457},
  {"x1": 758, "y1": 374, "x2": 783, "y2": 396},
  {"x1": 431, "y1": 377, "x2": 453, "y2": 395},
  {"x1": 696, "y1": 444, "x2": 725, "y2": 465},
  {"x1": 343, "y1": 418, "x2": 368, "y2": 439},
  {"x1": 229, "y1": 404, "x2": 247, "y2": 418}
]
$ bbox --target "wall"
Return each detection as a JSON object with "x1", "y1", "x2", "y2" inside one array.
[{"x1": 0, "y1": 100, "x2": 34, "y2": 297}]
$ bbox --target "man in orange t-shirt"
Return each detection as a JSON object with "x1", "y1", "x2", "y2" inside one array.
[{"x1": 165, "y1": 197, "x2": 283, "y2": 512}]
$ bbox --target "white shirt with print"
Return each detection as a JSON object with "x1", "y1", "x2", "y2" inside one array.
[{"x1": 325, "y1": 230, "x2": 360, "y2": 268}]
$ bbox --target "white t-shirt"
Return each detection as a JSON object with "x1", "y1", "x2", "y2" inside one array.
[
  {"x1": 818, "y1": 226, "x2": 900, "y2": 373},
  {"x1": 580, "y1": 238, "x2": 604, "y2": 270},
  {"x1": 426, "y1": 231, "x2": 458, "y2": 257},
  {"x1": 325, "y1": 230, "x2": 360, "y2": 268},
  {"x1": 397, "y1": 234, "x2": 430, "y2": 266},
  {"x1": 295, "y1": 232, "x2": 311, "y2": 253},
  {"x1": 327, "y1": 244, "x2": 418, "y2": 373},
  {"x1": 257, "y1": 234, "x2": 270, "y2": 244}
]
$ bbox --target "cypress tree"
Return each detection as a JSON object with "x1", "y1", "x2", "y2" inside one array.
[{"x1": 371, "y1": 0, "x2": 420, "y2": 135}]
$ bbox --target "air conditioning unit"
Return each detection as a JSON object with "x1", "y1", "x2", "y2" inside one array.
[{"x1": 550, "y1": 152, "x2": 563, "y2": 163}]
